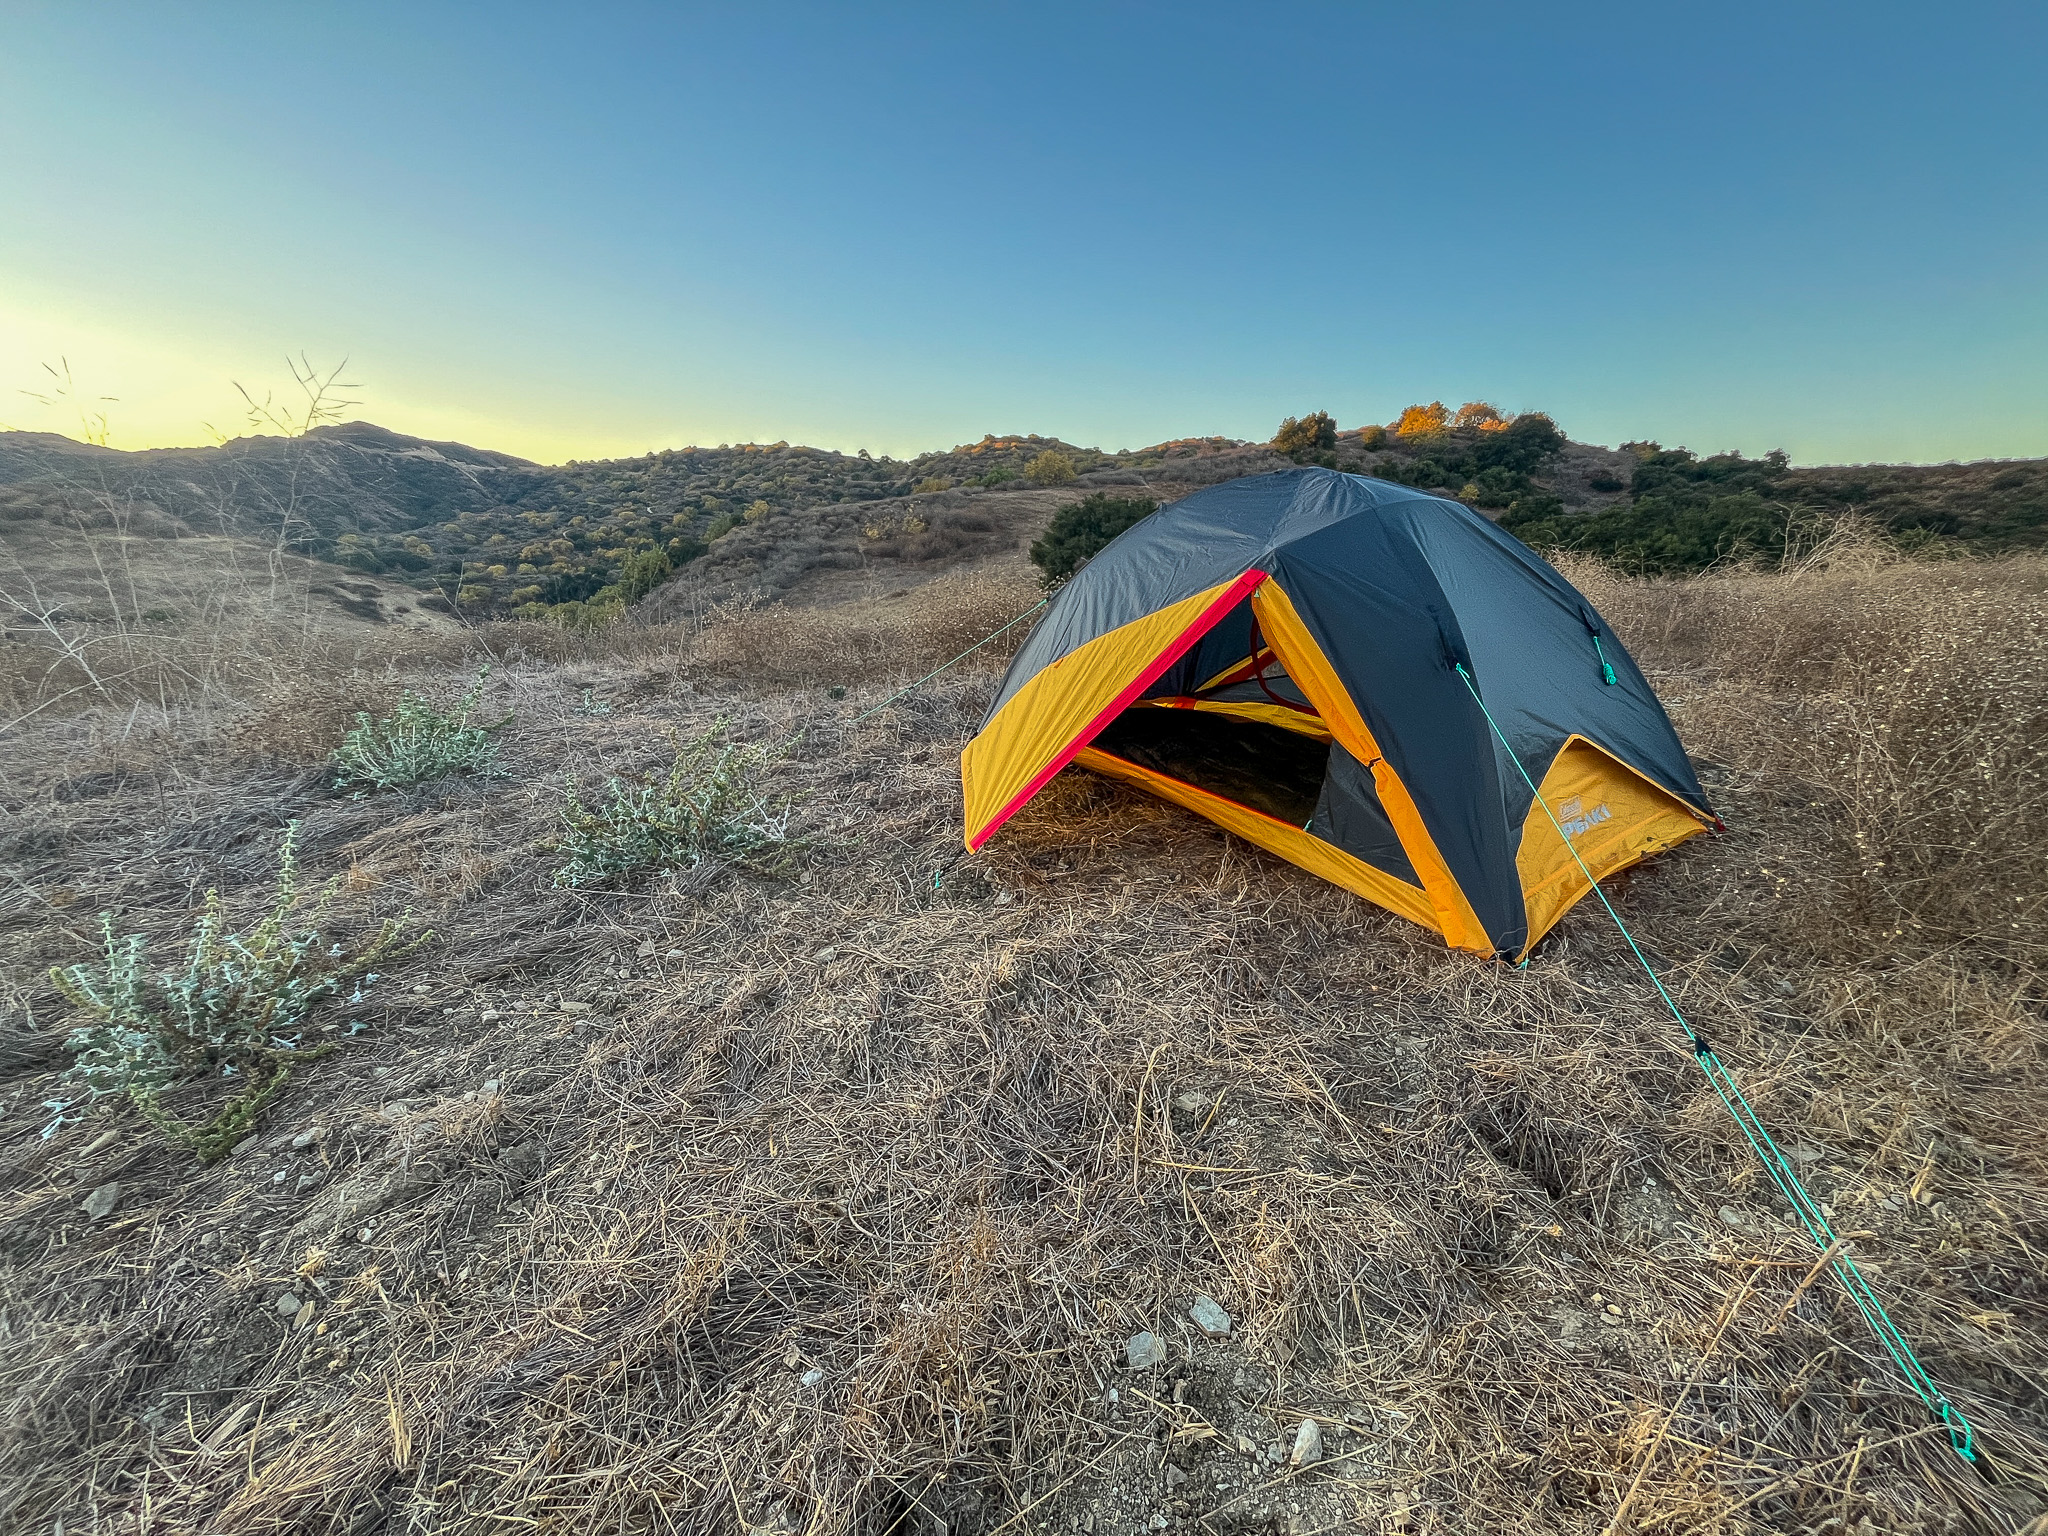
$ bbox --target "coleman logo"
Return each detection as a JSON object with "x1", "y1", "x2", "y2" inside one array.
[{"x1": 1556, "y1": 796, "x2": 1612, "y2": 839}]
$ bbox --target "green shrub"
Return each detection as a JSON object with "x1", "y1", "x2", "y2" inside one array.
[
  {"x1": 1024, "y1": 450, "x2": 1077, "y2": 487},
  {"x1": 617, "y1": 548, "x2": 673, "y2": 603},
  {"x1": 913, "y1": 476, "x2": 951, "y2": 494},
  {"x1": 552, "y1": 725, "x2": 798, "y2": 887},
  {"x1": 706, "y1": 513, "x2": 740, "y2": 540},
  {"x1": 332, "y1": 667, "x2": 507, "y2": 791},
  {"x1": 1358, "y1": 425, "x2": 1388, "y2": 450},
  {"x1": 1272, "y1": 411, "x2": 1337, "y2": 458},
  {"x1": 1029, "y1": 493, "x2": 1159, "y2": 585},
  {"x1": 46, "y1": 825, "x2": 429, "y2": 1159}
]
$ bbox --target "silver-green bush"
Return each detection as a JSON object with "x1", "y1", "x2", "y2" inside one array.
[
  {"x1": 553, "y1": 726, "x2": 797, "y2": 887},
  {"x1": 332, "y1": 666, "x2": 507, "y2": 791},
  {"x1": 47, "y1": 825, "x2": 430, "y2": 1159}
]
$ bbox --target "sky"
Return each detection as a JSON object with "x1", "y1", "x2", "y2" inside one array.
[{"x1": 2, "y1": 2, "x2": 2044, "y2": 466}]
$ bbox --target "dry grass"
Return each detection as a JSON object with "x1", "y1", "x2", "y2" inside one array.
[{"x1": 0, "y1": 546, "x2": 2043, "y2": 1535}]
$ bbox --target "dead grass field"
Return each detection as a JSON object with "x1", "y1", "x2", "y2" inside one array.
[{"x1": 0, "y1": 540, "x2": 2043, "y2": 1535}]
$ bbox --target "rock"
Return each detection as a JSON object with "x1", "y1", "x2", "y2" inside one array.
[
  {"x1": 1290, "y1": 1418, "x2": 1323, "y2": 1468},
  {"x1": 1163, "y1": 1463, "x2": 1187, "y2": 1487},
  {"x1": 379, "y1": 1101, "x2": 414, "y2": 1121},
  {"x1": 1774, "y1": 978, "x2": 1796, "y2": 997},
  {"x1": 232, "y1": 1134, "x2": 261, "y2": 1157},
  {"x1": 1125, "y1": 1331, "x2": 1168, "y2": 1369},
  {"x1": 1719, "y1": 1205, "x2": 1749, "y2": 1229},
  {"x1": 296, "y1": 1174, "x2": 322, "y2": 1194},
  {"x1": 800, "y1": 1367, "x2": 825, "y2": 1388},
  {"x1": 411, "y1": 983, "x2": 430, "y2": 994},
  {"x1": 1174, "y1": 1091, "x2": 1210, "y2": 1115},
  {"x1": 480, "y1": 1009, "x2": 503, "y2": 1024},
  {"x1": 1785, "y1": 1143, "x2": 1824, "y2": 1164},
  {"x1": 1605, "y1": 1304, "x2": 1622, "y2": 1316},
  {"x1": 290, "y1": 1128, "x2": 323, "y2": 1150},
  {"x1": 635, "y1": 940, "x2": 656, "y2": 958},
  {"x1": 275, "y1": 1291, "x2": 303, "y2": 1316},
  {"x1": 560, "y1": 1001, "x2": 594, "y2": 1016},
  {"x1": 80, "y1": 1128, "x2": 121, "y2": 1157},
  {"x1": 482, "y1": 1079, "x2": 501, "y2": 1095},
  {"x1": 1189, "y1": 1294, "x2": 1232, "y2": 1338},
  {"x1": 80, "y1": 1181, "x2": 121, "y2": 1221},
  {"x1": 814, "y1": 947, "x2": 838, "y2": 963},
  {"x1": 271, "y1": 1169, "x2": 289, "y2": 1184}
]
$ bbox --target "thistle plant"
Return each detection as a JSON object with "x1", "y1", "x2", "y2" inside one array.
[
  {"x1": 553, "y1": 724, "x2": 798, "y2": 887},
  {"x1": 332, "y1": 665, "x2": 508, "y2": 791},
  {"x1": 47, "y1": 825, "x2": 430, "y2": 1159}
]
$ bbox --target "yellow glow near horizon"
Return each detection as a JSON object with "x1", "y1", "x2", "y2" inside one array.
[{"x1": 0, "y1": 300, "x2": 717, "y2": 466}]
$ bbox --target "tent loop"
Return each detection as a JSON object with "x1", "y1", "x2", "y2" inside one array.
[{"x1": 1453, "y1": 661, "x2": 1978, "y2": 1465}]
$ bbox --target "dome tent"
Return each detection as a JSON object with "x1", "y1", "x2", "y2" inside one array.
[{"x1": 961, "y1": 468, "x2": 1716, "y2": 957}]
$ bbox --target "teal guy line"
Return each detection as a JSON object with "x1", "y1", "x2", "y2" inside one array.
[
  {"x1": 851, "y1": 596, "x2": 1050, "y2": 725},
  {"x1": 1453, "y1": 662, "x2": 1977, "y2": 1464}
]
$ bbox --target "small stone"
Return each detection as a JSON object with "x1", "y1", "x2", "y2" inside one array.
[
  {"x1": 1125, "y1": 1331, "x2": 1168, "y2": 1369},
  {"x1": 380, "y1": 1101, "x2": 413, "y2": 1121},
  {"x1": 296, "y1": 1174, "x2": 322, "y2": 1194},
  {"x1": 359, "y1": 1228, "x2": 374, "y2": 1243},
  {"x1": 1599, "y1": 1313, "x2": 1621, "y2": 1327},
  {"x1": 1605, "y1": 1304, "x2": 1622, "y2": 1317},
  {"x1": 482, "y1": 1079, "x2": 501, "y2": 1095},
  {"x1": 372, "y1": 1066, "x2": 393, "y2": 1078},
  {"x1": 80, "y1": 1181, "x2": 121, "y2": 1221},
  {"x1": 800, "y1": 1367, "x2": 825, "y2": 1388},
  {"x1": 412, "y1": 983, "x2": 430, "y2": 995},
  {"x1": 560, "y1": 1001, "x2": 594, "y2": 1016},
  {"x1": 290, "y1": 1128, "x2": 323, "y2": 1150},
  {"x1": 232, "y1": 1134, "x2": 261, "y2": 1157},
  {"x1": 1720, "y1": 1205, "x2": 1749, "y2": 1229},
  {"x1": 1588, "y1": 1292, "x2": 1605, "y2": 1305},
  {"x1": 271, "y1": 1169, "x2": 288, "y2": 1184},
  {"x1": 480, "y1": 1009, "x2": 503, "y2": 1024},
  {"x1": 1163, "y1": 1464, "x2": 1187, "y2": 1487},
  {"x1": 814, "y1": 947, "x2": 838, "y2": 963},
  {"x1": 1774, "y1": 978, "x2": 1796, "y2": 997},
  {"x1": 198, "y1": 1233, "x2": 217, "y2": 1249},
  {"x1": 664, "y1": 948, "x2": 685, "y2": 959},
  {"x1": 1175, "y1": 1091, "x2": 1209, "y2": 1115},
  {"x1": 275, "y1": 1291, "x2": 303, "y2": 1316},
  {"x1": 635, "y1": 940, "x2": 657, "y2": 958},
  {"x1": 1785, "y1": 1143, "x2": 1824, "y2": 1164},
  {"x1": 1189, "y1": 1294, "x2": 1232, "y2": 1337},
  {"x1": 1290, "y1": 1418, "x2": 1323, "y2": 1467},
  {"x1": 80, "y1": 1128, "x2": 121, "y2": 1156}
]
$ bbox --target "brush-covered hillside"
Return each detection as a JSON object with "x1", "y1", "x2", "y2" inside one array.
[
  {"x1": 1, "y1": 468, "x2": 2044, "y2": 1534},
  {"x1": 7, "y1": 405, "x2": 2045, "y2": 632}
]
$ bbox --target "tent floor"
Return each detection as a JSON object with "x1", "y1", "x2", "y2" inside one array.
[{"x1": 1090, "y1": 707, "x2": 1328, "y2": 827}]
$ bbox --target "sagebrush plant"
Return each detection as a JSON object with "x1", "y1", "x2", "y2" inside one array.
[
  {"x1": 47, "y1": 825, "x2": 430, "y2": 1159},
  {"x1": 331, "y1": 665, "x2": 508, "y2": 791},
  {"x1": 553, "y1": 724, "x2": 798, "y2": 887}
]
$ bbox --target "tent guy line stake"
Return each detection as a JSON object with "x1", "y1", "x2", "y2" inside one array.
[
  {"x1": 851, "y1": 595, "x2": 1051, "y2": 726},
  {"x1": 1453, "y1": 662, "x2": 1978, "y2": 1464}
]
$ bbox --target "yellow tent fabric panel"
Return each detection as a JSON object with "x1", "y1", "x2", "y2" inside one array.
[
  {"x1": 1130, "y1": 696, "x2": 1334, "y2": 741},
  {"x1": 962, "y1": 572, "x2": 1265, "y2": 849},
  {"x1": 1516, "y1": 735, "x2": 1713, "y2": 954},
  {"x1": 1074, "y1": 748, "x2": 1442, "y2": 934},
  {"x1": 1249, "y1": 581, "x2": 1495, "y2": 955}
]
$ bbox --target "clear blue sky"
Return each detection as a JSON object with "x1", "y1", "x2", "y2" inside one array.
[{"x1": 4, "y1": 2, "x2": 2044, "y2": 465}]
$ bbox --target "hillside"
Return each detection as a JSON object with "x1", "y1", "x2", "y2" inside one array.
[
  {"x1": 0, "y1": 503, "x2": 2044, "y2": 1532},
  {"x1": 7, "y1": 413, "x2": 2045, "y2": 632}
]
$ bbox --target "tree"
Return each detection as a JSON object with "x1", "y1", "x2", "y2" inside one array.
[
  {"x1": 1393, "y1": 402, "x2": 1449, "y2": 438},
  {"x1": 1025, "y1": 449, "x2": 1077, "y2": 487},
  {"x1": 1029, "y1": 494, "x2": 1157, "y2": 585},
  {"x1": 618, "y1": 548, "x2": 673, "y2": 604},
  {"x1": 1272, "y1": 411, "x2": 1337, "y2": 458},
  {"x1": 1453, "y1": 401, "x2": 1506, "y2": 431}
]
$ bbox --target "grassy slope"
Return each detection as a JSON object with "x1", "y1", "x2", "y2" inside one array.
[{"x1": 1, "y1": 528, "x2": 2045, "y2": 1534}]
